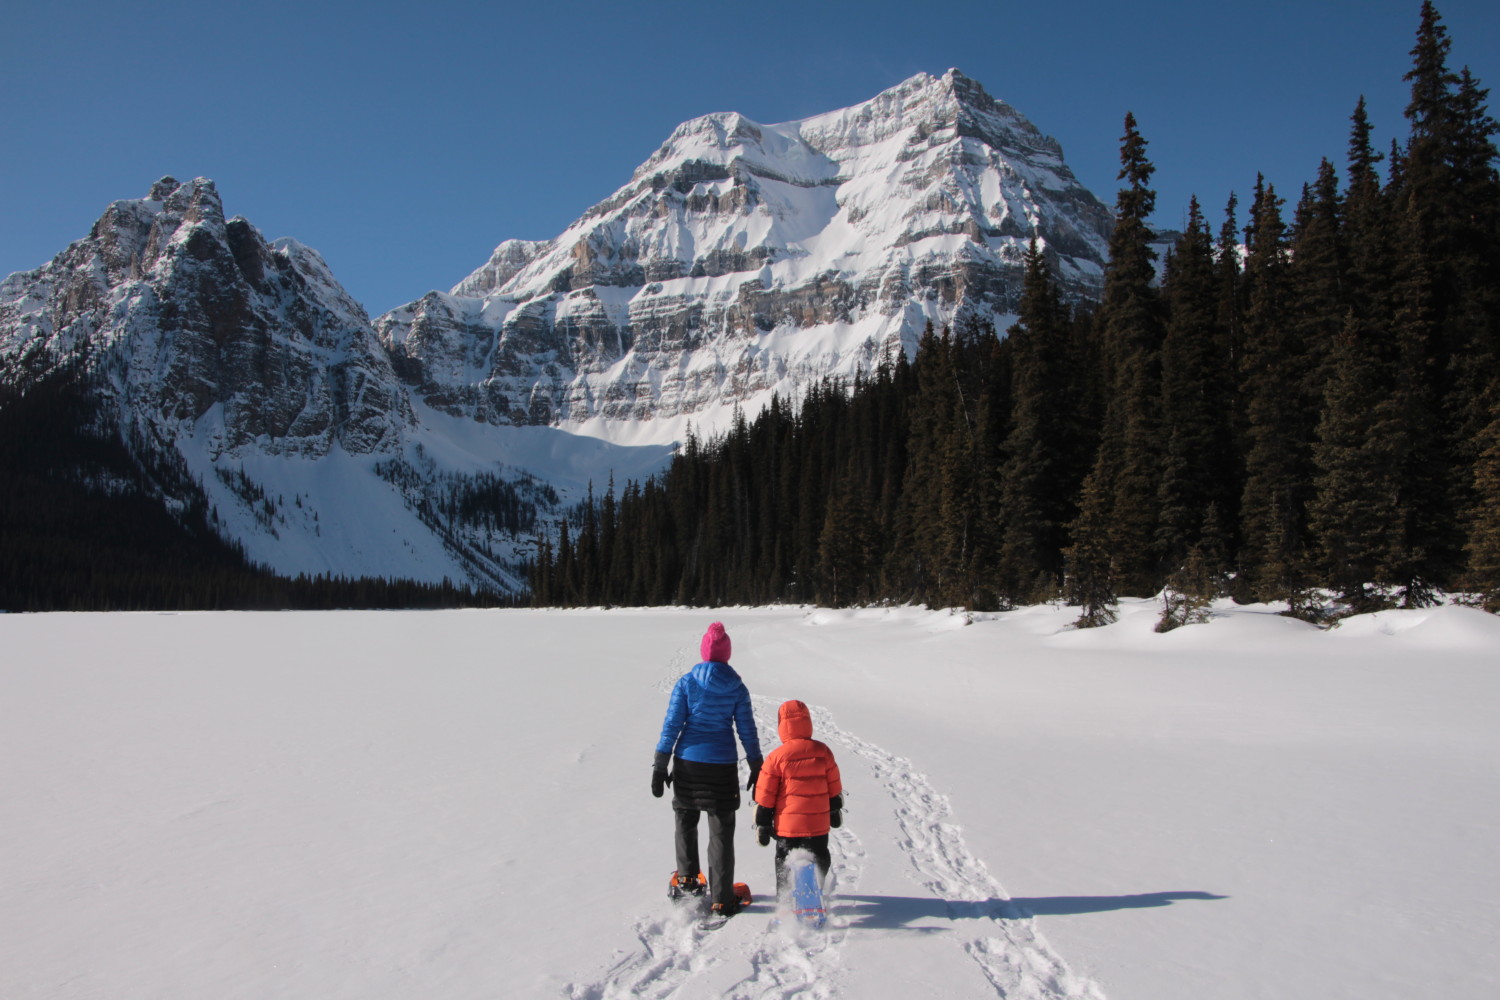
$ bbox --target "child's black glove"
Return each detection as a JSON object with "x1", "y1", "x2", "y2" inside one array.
[
  {"x1": 829, "y1": 793, "x2": 844, "y2": 827},
  {"x1": 757, "y1": 825, "x2": 771, "y2": 846}
]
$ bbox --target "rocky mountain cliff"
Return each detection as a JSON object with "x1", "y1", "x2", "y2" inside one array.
[
  {"x1": 376, "y1": 70, "x2": 1112, "y2": 441},
  {"x1": 0, "y1": 177, "x2": 533, "y2": 590},
  {"x1": 1, "y1": 70, "x2": 1115, "y2": 592},
  {"x1": 0, "y1": 177, "x2": 411, "y2": 458}
]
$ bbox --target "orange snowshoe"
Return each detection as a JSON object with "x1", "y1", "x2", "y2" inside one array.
[
  {"x1": 668, "y1": 870, "x2": 707, "y2": 899},
  {"x1": 667, "y1": 871, "x2": 754, "y2": 909}
]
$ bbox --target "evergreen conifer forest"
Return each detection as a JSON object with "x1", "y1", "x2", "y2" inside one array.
[{"x1": 528, "y1": 2, "x2": 1500, "y2": 620}]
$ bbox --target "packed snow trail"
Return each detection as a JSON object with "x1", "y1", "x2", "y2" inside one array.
[
  {"x1": 567, "y1": 646, "x2": 1105, "y2": 999},
  {"x1": 803, "y1": 700, "x2": 1105, "y2": 1000}
]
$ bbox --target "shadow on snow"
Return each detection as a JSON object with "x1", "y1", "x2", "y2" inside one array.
[{"x1": 834, "y1": 891, "x2": 1229, "y2": 931}]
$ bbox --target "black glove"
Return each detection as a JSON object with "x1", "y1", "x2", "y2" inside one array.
[
  {"x1": 757, "y1": 825, "x2": 771, "y2": 846},
  {"x1": 652, "y1": 751, "x2": 673, "y2": 799},
  {"x1": 746, "y1": 759, "x2": 762, "y2": 792},
  {"x1": 829, "y1": 793, "x2": 843, "y2": 828}
]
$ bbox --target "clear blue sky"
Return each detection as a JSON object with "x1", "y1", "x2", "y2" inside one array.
[{"x1": 3, "y1": 0, "x2": 1496, "y2": 317}]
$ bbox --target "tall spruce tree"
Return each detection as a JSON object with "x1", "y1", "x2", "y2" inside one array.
[
  {"x1": 1072, "y1": 112, "x2": 1167, "y2": 596},
  {"x1": 1288, "y1": 160, "x2": 1349, "y2": 393},
  {"x1": 1238, "y1": 178, "x2": 1319, "y2": 605},
  {"x1": 962, "y1": 320, "x2": 1012, "y2": 611},
  {"x1": 1308, "y1": 312, "x2": 1406, "y2": 609},
  {"x1": 1214, "y1": 193, "x2": 1249, "y2": 549},
  {"x1": 997, "y1": 239, "x2": 1078, "y2": 604},
  {"x1": 893, "y1": 326, "x2": 977, "y2": 606},
  {"x1": 1064, "y1": 469, "x2": 1118, "y2": 627},
  {"x1": 1465, "y1": 405, "x2": 1500, "y2": 612},
  {"x1": 817, "y1": 455, "x2": 878, "y2": 607},
  {"x1": 1344, "y1": 97, "x2": 1394, "y2": 328},
  {"x1": 1157, "y1": 197, "x2": 1237, "y2": 576},
  {"x1": 1304, "y1": 100, "x2": 1410, "y2": 609},
  {"x1": 1396, "y1": 2, "x2": 1500, "y2": 587}
]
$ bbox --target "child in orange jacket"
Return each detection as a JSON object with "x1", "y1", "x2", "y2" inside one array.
[{"x1": 752, "y1": 699, "x2": 844, "y2": 893}]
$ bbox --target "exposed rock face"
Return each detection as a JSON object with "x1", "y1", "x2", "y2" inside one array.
[
  {"x1": 450, "y1": 239, "x2": 551, "y2": 298},
  {"x1": 377, "y1": 70, "x2": 1112, "y2": 437},
  {"x1": 0, "y1": 70, "x2": 1116, "y2": 590},
  {"x1": 0, "y1": 176, "x2": 411, "y2": 457}
]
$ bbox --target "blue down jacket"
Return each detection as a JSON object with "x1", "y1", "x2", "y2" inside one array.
[{"x1": 656, "y1": 661, "x2": 763, "y2": 765}]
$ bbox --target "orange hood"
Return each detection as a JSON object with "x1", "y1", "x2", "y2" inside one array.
[{"x1": 777, "y1": 699, "x2": 813, "y2": 742}]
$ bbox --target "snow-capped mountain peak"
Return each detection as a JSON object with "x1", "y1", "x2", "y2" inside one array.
[
  {"x1": 2, "y1": 174, "x2": 411, "y2": 461},
  {"x1": 2, "y1": 71, "x2": 1116, "y2": 593},
  {"x1": 380, "y1": 70, "x2": 1111, "y2": 444}
]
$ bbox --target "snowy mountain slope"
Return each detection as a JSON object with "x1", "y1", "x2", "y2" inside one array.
[
  {"x1": 0, "y1": 179, "x2": 628, "y2": 590},
  {"x1": 1, "y1": 71, "x2": 1115, "y2": 588},
  {"x1": 378, "y1": 70, "x2": 1113, "y2": 445},
  {"x1": 5, "y1": 601, "x2": 1497, "y2": 1000}
]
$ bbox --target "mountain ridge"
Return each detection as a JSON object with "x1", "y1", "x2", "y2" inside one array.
[
  {"x1": 376, "y1": 69, "x2": 1113, "y2": 442},
  {"x1": 1, "y1": 70, "x2": 1116, "y2": 592}
]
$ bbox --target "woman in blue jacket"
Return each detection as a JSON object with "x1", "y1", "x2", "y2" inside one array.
[{"x1": 653, "y1": 621, "x2": 762, "y2": 917}]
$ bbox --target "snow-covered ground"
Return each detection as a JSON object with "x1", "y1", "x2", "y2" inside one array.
[{"x1": 3, "y1": 599, "x2": 1497, "y2": 999}]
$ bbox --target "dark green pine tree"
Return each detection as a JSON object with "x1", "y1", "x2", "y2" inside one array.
[
  {"x1": 1064, "y1": 469, "x2": 1118, "y2": 627},
  {"x1": 997, "y1": 238, "x2": 1080, "y2": 604},
  {"x1": 1396, "y1": 2, "x2": 1500, "y2": 586},
  {"x1": 1344, "y1": 97, "x2": 1395, "y2": 326},
  {"x1": 963, "y1": 319, "x2": 1012, "y2": 611},
  {"x1": 1446, "y1": 67, "x2": 1500, "y2": 533},
  {"x1": 871, "y1": 347, "x2": 916, "y2": 597},
  {"x1": 554, "y1": 518, "x2": 576, "y2": 605},
  {"x1": 1237, "y1": 178, "x2": 1319, "y2": 606},
  {"x1": 1464, "y1": 403, "x2": 1500, "y2": 612},
  {"x1": 1449, "y1": 65, "x2": 1500, "y2": 598},
  {"x1": 1385, "y1": 228, "x2": 1451, "y2": 605},
  {"x1": 576, "y1": 483, "x2": 601, "y2": 604},
  {"x1": 1072, "y1": 112, "x2": 1167, "y2": 596},
  {"x1": 933, "y1": 326, "x2": 985, "y2": 609},
  {"x1": 1401, "y1": 1, "x2": 1459, "y2": 230},
  {"x1": 1305, "y1": 98, "x2": 1411, "y2": 609},
  {"x1": 1287, "y1": 159, "x2": 1349, "y2": 394},
  {"x1": 1157, "y1": 197, "x2": 1237, "y2": 577},
  {"x1": 816, "y1": 455, "x2": 879, "y2": 607},
  {"x1": 890, "y1": 325, "x2": 976, "y2": 606},
  {"x1": 791, "y1": 379, "x2": 840, "y2": 601},
  {"x1": 1347, "y1": 97, "x2": 1384, "y2": 205},
  {"x1": 744, "y1": 394, "x2": 787, "y2": 602},
  {"x1": 1214, "y1": 193, "x2": 1249, "y2": 525},
  {"x1": 1307, "y1": 312, "x2": 1406, "y2": 610},
  {"x1": 529, "y1": 532, "x2": 555, "y2": 603}
]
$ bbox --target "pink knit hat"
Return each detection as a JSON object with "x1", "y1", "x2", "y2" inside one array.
[{"x1": 700, "y1": 622, "x2": 732, "y2": 663}]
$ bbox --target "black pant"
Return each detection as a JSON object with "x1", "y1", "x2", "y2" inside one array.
[
  {"x1": 774, "y1": 834, "x2": 831, "y2": 896},
  {"x1": 674, "y1": 805, "x2": 737, "y2": 905},
  {"x1": 670, "y1": 757, "x2": 741, "y2": 906}
]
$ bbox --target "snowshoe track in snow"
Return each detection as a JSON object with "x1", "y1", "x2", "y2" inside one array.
[
  {"x1": 806, "y1": 702, "x2": 1105, "y2": 999},
  {"x1": 573, "y1": 654, "x2": 1103, "y2": 998},
  {"x1": 568, "y1": 690, "x2": 864, "y2": 1000}
]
